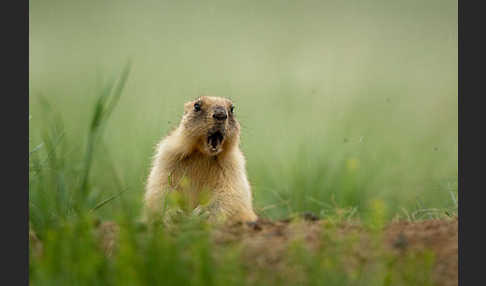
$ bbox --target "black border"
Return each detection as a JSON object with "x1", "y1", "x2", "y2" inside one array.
[
  {"x1": 459, "y1": 0, "x2": 484, "y2": 285},
  {"x1": 1, "y1": 0, "x2": 28, "y2": 284}
]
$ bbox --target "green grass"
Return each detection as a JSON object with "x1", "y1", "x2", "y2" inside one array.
[{"x1": 29, "y1": 0, "x2": 457, "y2": 285}]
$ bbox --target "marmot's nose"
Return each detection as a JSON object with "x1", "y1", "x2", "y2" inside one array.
[{"x1": 213, "y1": 107, "x2": 227, "y2": 121}]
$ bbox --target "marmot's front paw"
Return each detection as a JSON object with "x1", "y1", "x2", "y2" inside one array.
[{"x1": 192, "y1": 205, "x2": 210, "y2": 219}]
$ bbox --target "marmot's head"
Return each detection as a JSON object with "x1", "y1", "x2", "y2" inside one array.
[{"x1": 180, "y1": 96, "x2": 240, "y2": 156}]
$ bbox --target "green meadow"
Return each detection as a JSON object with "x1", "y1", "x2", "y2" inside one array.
[{"x1": 29, "y1": 0, "x2": 457, "y2": 285}]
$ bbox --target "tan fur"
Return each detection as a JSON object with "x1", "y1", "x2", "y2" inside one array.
[{"x1": 144, "y1": 96, "x2": 257, "y2": 224}]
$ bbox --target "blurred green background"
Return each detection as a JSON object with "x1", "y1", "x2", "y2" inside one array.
[{"x1": 29, "y1": 0, "x2": 457, "y2": 221}]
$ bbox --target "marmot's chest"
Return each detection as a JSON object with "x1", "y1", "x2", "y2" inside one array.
[{"x1": 168, "y1": 155, "x2": 225, "y2": 192}]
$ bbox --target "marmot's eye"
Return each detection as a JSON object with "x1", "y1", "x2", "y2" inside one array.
[
  {"x1": 194, "y1": 102, "x2": 201, "y2": 112},
  {"x1": 230, "y1": 105, "x2": 235, "y2": 113}
]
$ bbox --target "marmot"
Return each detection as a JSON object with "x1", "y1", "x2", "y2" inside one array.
[{"x1": 144, "y1": 96, "x2": 258, "y2": 224}]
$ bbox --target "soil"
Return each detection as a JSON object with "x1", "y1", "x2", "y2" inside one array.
[
  {"x1": 211, "y1": 216, "x2": 458, "y2": 286},
  {"x1": 91, "y1": 216, "x2": 458, "y2": 286}
]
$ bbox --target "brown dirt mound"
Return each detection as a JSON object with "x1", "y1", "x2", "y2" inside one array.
[
  {"x1": 93, "y1": 216, "x2": 458, "y2": 285},
  {"x1": 385, "y1": 218, "x2": 458, "y2": 286},
  {"x1": 211, "y1": 217, "x2": 458, "y2": 286}
]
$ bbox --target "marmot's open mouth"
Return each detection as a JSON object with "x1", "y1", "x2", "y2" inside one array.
[{"x1": 207, "y1": 130, "x2": 224, "y2": 152}]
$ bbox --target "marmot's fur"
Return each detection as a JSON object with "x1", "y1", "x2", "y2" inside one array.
[{"x1": 144, "y1": 96, "x2": 257, "y2": 224}]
